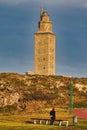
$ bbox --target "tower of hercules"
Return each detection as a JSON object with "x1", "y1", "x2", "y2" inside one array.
[{"x1": 34, "y1": 8, "x2": 56, "y2": 75}]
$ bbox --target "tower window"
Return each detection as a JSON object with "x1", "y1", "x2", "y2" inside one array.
[
  {"x1": 43, "y1": 58, "x2": 45, "y2": 61},
  {"x1": 43, "y1": 67, "x2": 45, "y2": 69}
]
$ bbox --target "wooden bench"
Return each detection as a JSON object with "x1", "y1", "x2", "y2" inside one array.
[
  {"x1": 56, "y1": 119, "x2": 68, "y2": 126},
  {"x1": 31, "y1": 118, "x2": 50, "y2": 125},
  {"x1": 31, "y1": 118, "x2": 68, "y2": 126}
]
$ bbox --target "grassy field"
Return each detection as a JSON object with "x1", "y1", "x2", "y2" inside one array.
[{"x1": 0, "y1": 108, "x2": 87, "y2": 130}]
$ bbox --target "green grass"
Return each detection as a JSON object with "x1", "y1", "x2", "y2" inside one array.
[{"x1": 0, "y1": 108, "x2": 87, "y2": 130}]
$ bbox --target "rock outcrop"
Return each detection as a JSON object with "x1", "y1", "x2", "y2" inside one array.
[{"x1": 0, "y1": 73, "x2": 87, "y2": 114}]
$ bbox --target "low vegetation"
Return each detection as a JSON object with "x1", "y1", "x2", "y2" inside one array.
[
  {"x1": 0, "y1": 73, "x2": 87, "y2": 113},
  {"x1": 0, "y1": 73, "x2": 87, "y2": 129},
  {"x1": 0, "y1": 108, "x2": 87, "y2": 130}
]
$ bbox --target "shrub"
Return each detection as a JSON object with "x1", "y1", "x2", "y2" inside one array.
[{"x1": 74, "y1": 102, "x2": 87, "y2": 108}]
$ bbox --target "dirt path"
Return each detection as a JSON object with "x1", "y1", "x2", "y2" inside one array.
[{"x1": 72, "y1": 108, "x2": 87, "y2": 119}]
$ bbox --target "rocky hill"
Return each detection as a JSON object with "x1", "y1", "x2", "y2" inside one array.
[{"x1": 0, "y1": 73, "x2": 87, "y2": 114}]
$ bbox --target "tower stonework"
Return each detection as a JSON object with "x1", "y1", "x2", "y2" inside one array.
[{"x1": 34, "y1": 9, "x2": 56, "y2": 75}]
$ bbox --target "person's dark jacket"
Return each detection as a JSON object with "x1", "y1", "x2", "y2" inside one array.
[{"x1": 50, "y1": 109, "x2": 55, "y2": 120}]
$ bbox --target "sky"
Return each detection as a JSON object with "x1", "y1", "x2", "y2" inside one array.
[{"x1": 0, "y1": 0, "x2": 87, "y2": 78}]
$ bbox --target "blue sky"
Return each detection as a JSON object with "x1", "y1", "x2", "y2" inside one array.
[{"x1": 0, "y1": 0, "x2": 87, "y2": 77}]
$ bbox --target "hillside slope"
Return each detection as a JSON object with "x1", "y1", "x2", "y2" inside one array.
[{"x1": 0, "y1": 73, "x2": 87, "y2": 114}]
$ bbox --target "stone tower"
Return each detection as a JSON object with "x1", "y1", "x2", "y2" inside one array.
[{"x1": 34, "y1": 9, "x2": 56, "y2": 75}]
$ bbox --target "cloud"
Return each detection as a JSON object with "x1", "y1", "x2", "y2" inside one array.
[
  {"x1": 0, "y1": 0, "x2": 87, "y2": 7},
  {"x1": 81, "y1": 2, "x2": 87, "y2": 8},
  {"x1": 0, "y1": 0, "x2": 29, "y2": 5}
]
